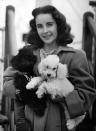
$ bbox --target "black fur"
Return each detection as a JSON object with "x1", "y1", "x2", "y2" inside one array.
[
  {"x1": 10, "y1": 45, "x2": 47, "y2": 116},
  {"x1": 11, "y1": 45, "x2": 36, "y2": 75}
]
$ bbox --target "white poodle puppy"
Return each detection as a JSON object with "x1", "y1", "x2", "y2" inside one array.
[
  {"x1": 26, "y1": 54, "x2": 85, "y2": 130},
  {"x1": 26, "y1": 55, "x2": 73, "y2": 98}
]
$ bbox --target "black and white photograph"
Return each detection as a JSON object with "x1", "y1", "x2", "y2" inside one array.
[{"x1": 0, "y1": 0, "x2": 96, "y2": 131}]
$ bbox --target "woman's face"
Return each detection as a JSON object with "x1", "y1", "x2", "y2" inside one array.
[{"x1": 35, "y1": 13, "x2": 57, "y2": 45}]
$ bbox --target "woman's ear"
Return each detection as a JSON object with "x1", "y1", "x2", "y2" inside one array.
[{"x1": 57, "y1": 63, "x2": 68, "y2": 79}]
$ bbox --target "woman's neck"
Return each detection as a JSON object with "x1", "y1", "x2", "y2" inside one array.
[{"x1": 43, "y1": 43, "x2": 58, "y2": 54}]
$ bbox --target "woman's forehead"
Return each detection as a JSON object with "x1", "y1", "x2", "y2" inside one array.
[{"x1": 35, "y1": 13, "x2": 55, "y2": 23}]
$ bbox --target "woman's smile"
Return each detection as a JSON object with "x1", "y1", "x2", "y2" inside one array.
[{"x1": 42, "y1": 33, "x2": 52, "y2": 40}]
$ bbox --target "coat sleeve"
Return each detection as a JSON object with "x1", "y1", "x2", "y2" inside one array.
[
  {"x1": 56, "y1": 50, "x2": 96, "y2": 118},
  {"x1": 64, "y1": 50, "x2": 96, "y2": 118},
  {"x1": 3, "y1": 66, "x2": 19, "y2": 98},
  {"x1": 3, "y1": 67, "x2": 27, "y2": 130}
]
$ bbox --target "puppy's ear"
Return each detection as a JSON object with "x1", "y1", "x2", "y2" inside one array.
[
  {"x1": 57, "y1": 63, "x2": 68, "y2": 79},
  {"x1": 38, "y1": 60, "x2": 45, "y2": 75}
]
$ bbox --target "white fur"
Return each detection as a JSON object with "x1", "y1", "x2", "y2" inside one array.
[
  {"x1": 26, "y1": 77, "x2": 43, "y2": 89},
  {"x1": 36, "y1": 55, "x2": 74, "y2": 98}
]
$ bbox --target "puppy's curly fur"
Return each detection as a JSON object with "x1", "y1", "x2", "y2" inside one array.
[{"x1": 10, "y1": 45, "x2": 47, "y2": 116}]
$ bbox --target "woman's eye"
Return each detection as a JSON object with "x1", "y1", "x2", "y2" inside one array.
[
  {"x1": 47, "y1": 22, "x2": 53, "y2": 27},
  {"x1": 36, "y1": 24, "x2": 42, "y2": 29},
  {"x1": 46, "y1": 66, "x2": 49, "y2": 69}
]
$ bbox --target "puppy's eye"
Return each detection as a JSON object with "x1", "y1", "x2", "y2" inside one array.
[
  {"x1": 53, "y1": 67, "x2": 56, "y2": 70},
  {"x1": 46, "y1": 66, "x2": 49, "y2": 69}
]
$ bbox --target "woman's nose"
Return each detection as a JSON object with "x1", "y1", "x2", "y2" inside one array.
[{"x1": 43, "y1": 26, "x2": 48, "y2": 33}]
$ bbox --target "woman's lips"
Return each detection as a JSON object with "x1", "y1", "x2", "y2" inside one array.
[{"x1": 42, "y1": 34, "x2": 51, "y2": 39}]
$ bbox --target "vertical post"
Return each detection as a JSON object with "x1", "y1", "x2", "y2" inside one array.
[
  {"x1": 4, "y1": 6, "x2": 18, "y2": 69},
  {"x1": 92, "y1": 4, "x2": 96, "y2": 82},
  {"x1": 82, "y1": 12, "x2": 94, "y2": 62},
  {"x1": 0, "y1": 28, "x2": 5, "y2": 91},
  {"x1": 3, "y1": 6, "x2": 18, "y2": 131},
  {"x1": 89, "y1": 1, "x2": 96, "y2": 79}
]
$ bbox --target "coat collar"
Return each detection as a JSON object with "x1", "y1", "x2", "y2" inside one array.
[
  {"x1": 56, "y1": 46, "x2": 76, "y2": 54},
  {"x1": 33, "y1": 46, "x2": 76, "y2": 57}
]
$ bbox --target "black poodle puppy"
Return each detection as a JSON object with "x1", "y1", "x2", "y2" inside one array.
[{"x1": 10, "y1": 45, "x2": 47, "y2": 116}]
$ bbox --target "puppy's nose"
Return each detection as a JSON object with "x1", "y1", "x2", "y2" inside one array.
[{"x1": 47, "y1": 73, "x2": 51, "y2": 77}]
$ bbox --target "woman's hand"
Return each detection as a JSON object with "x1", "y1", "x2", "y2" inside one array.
[
  {"x1": 52, "y1": 95, "x2": 65, "y2": 103},
  {"x1": 3, "y1": 80, "x2": 16, "y2": 98},
  {"x1": 3, "y1": 66, "x2": 19, "y2": 98}
]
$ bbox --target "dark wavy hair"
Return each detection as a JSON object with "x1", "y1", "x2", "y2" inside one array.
[{"x1": 27, "y1": 5, "x2": 74, "y2": 49}]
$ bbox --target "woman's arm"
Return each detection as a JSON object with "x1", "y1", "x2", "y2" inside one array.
[
  {"x1": 55, "y1": 50, "x2": 96, "y2": 118},
  {"x1": 65, "y1": 50, "x2": 96, "y2": 118},
  {"x1": 3, "y1": 66, "x2": 19, "y2": 98},
  {"x1": 3, "y1": 66, "x2": 28, "y2": 130}
]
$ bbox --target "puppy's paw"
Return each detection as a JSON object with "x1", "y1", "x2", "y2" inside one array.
[
  {"x1": 66, "y1": 119, "x2": 76, "y2": 130},
  {"x1": 36, "y1": 87, "x2": 46, "y2": 98},
  {"x1": 26, "y1": 77, "x2": 42, "y2": 89},
  {"x1": 26, "y1": 81, "x2": 36, "y2": 89},
  {"x1": 36, "y1": 83, "x2": 47, "y2": 98},
  {"x1": 36, "y1": 90, "x2": 44, "y2": 98}
]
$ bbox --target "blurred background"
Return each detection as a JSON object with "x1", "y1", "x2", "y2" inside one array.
[{"x1": 0, "y1": 0, "x2": 95, "y2": 91}]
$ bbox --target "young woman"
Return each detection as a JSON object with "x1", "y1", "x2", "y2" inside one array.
[{"x1": 3, "y1": 5, "x2": 96, "y2": 131}]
